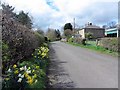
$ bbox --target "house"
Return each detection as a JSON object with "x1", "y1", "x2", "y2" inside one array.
[
  {"x1": 105, "y1": 23, "x2": 120, "y2": 37},
  {"x1": 78, "y1": 23, "x2": 105, "y2": 39},
  {"x1": 105, "y1": 28, "x2": 118, "y2": 37}
]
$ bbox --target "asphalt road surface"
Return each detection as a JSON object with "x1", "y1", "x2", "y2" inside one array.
[{"x1": 47, "y1": 41, "x2": 118, "y2": 88}]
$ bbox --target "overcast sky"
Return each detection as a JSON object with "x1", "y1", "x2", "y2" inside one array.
[{"x1": 1, "y1": 0, "x2": 119, "y2": 31}]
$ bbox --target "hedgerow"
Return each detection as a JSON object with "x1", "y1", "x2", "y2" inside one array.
[
  {"x1": 2, "y1": 4, "x2": 48, "y2": 89},
  {"x1": 68, "y1": 37, "x2": 86, "y2": 45},
  {"x1": 98, "y1": 38, "x2": 119, "y2": 52},
  {"x1": 2, "y1": 5, "x2": 45, "y2": 66}
]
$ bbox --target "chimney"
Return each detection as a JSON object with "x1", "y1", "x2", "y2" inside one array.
[
  {"x1": 90, "y1": 23, "x2": 92, "y2": 25},
  {"x1": 88, "y1": 22, "x2": 90, "y2": 25}
]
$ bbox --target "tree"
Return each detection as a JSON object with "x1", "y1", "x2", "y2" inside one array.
[
  {"x1": 55, "y1": 29, "x2": 61, "y2": 39},
  {"x1": 16, "y1": 11, "x2": 32, "y2": 29},
  {"x1": 107, "y1": 21, "x2": 117, "y2": 28},
  {"x1": 102, "y1": 25, "x2": 108, "y2": 29},
  {"x1": 64, "y1": 23, "x2": 73, "y2": 30},
  {"x1": 2, "y1": 4, "x2": 16, "y2": 18},
  {"x1": 46, "y1": 28, "x2": 57, "y2": 41},
  {"x1": 64, "y1": 29, "x2": 73, "y2": 38},
  {"x1": 36, "y1": 29, "x2": 44, "y2": 35}
]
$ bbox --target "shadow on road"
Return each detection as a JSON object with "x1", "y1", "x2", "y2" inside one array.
[{"x1": 46, "y1": 43, "x2": 75, "y2": 88}]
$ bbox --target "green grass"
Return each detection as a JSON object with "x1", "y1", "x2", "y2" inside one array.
[
  {"x1": 86, "y1": 40, "x2": 97, "y2": 46},
  {"x1": 67, "y1": 41, "x2": 118, "y2": 57}
]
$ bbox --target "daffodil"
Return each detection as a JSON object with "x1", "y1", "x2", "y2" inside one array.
[
  {"x1": 5, "y1": 78, "x2": 10, "y2": 81},
  {"x1": 18, "y1": 74, "x2": 22, "y2": 77},
  {"x1": 14, "y1": 70, "x2": 19, "y2": 74},
  {"x1": 39, "y1": 51, "x2": 41, "y2": 53},
  {"x1": 20, "y1": 67, "x2": 24, "y2": 71},
  {"x1": 24, "y1": 73, "x2": 29, "y2": 78},
  {"x1": 27, "y1": 76, "x2": 32, "y2": 80},
  {"x1": 21, "y1": 74, "x2": 24, "y2": 78},
  {"x1": 26, "y1": 70, "x2": 31, "y2": 74},
  {"x1": 24, "y1": 66, "x2": 27, "y2": 71},
  {"x1": 28, "y1": 67, "x2": 31, "y2": 70},
  {"x1": 8, "y1": 68, "x2": 12, "y2": 72},
  {"x1": 32, "y1": 70, "x2": 35, "y2": 73},
  {"x1": 41, "y1": 52, "x2": 45, "y2": 56},
  {"x1": 36, "y1": 66, "x2": 39, "y2": 69},
  {"x1": 27, "y1": 78, "x2": 33, "y2": 85},
  {"x1": 33, "y1": 74, "x2": 37, "y2": 79},
  {"x1": 34, "y1": 56, "x2": 37, "y2": 58},
  {"x1": 17, "y1": 78, "x2": 22, "y2": 82},
  {"x1": 35, "y1": 80, "x2": 38, "y2": 83},
  {"x1": 13, "y1": 64, "x2": 17, "y2": 68}
]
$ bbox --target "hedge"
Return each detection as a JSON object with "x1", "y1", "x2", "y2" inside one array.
[
  {"x1": 2, "y1": 10, "x2": 45, "y2": 65},
  {"x1": 98, "y1": 38, "x2": 119, "y2": 52},
  {"x1": 68, "y1": 37, "x2": 86, "y2": 45}
]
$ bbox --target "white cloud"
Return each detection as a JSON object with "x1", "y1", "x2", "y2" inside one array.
[
  {"x1": 2, "y1": 0, "x2": 52, "y2": 14},
  {"x1": 1, "y1": 0, "x2": 119, "y2": 31}
]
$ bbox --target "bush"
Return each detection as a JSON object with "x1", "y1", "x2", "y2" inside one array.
[
  {"x1": 2, "y1": 45, "x2": 49, "y2": 89},
  {"x1": 2, "y1": 11, "x2": 44, "y2": 64},
  {"x1": 99, "y1": 38, "x2": 118, "y2": 52},
  {"x1": 74, "y1": 38, "x2": 86, "y2": 45},
  {"x1": 68, "y1": 37, "x2": 74, "y2": 43},
  {"x1": 85, "y1": 32, "x2": 94, "y2": 39},
  {"x1": 2, "y1": 4, "x2": 49, "y2": 89},
  {"x1": 34, "y1": 31, "x2": 45, "y2": 45},
  {"x1": 2, "y1": 42, "x2": 11, "y2": 74},
  {"x1": 64, "y1": 29, "x2": 73, "y2": 38}
]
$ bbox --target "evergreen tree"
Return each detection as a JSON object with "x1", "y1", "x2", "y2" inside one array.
[
  {"x1": 16, "y1": 11, "x2": 32, "y2": 29},
  {"x1": 64, "y1": 23, "x2": 73, "y2": 30}
]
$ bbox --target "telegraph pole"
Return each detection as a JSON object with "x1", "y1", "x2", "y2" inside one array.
[{"x1": 73, "y1": 18, "x2": 75, "y2": 34}]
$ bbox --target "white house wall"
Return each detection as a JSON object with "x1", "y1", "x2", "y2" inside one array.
[{"x1": 79, "y1": 29, "x2": 85, "y2": 38}]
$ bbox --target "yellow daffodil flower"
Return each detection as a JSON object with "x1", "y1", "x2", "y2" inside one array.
[
  {"x1": 14, "y1": 70, "x2": 19, "y2": 74},
  {"x1": 5, "y1": 78, "x2": 10, "y2": 81},
  {"x1": 27, "y1": 78, "x2": 33, "y2": 85},
  {"x1": 32, "y1": 70, "x2": 35, "y2": 73},
  {"x1": 36, "y1": 66, "x2": 39, "y2": 69},
  {"x1": 24, "y1": 72, "x2": 29, "y2": 78},
  {"x1": 13, "y1": 64, "x2": 17, "y2": 68},
  {"x1": 33, "y1": 74, "x2": 37, "y2": 79}
]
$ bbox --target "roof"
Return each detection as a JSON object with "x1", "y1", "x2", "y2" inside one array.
[
  {"x1": 105, "y1": 28, "x2": 118, "y2": 34},
  {"x1": 84, "y1": 25, "x2": 100, "y2": 29}
]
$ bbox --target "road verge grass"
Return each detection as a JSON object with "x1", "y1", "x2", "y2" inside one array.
[{"x1": 67, "y1": 42, "x2": 118, "y2": 57}]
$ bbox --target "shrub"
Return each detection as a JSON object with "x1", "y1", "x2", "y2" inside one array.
[
  {"x1": 74, "y1": 38, "x2": 86, "y2": 45},
  {"x1": 2, "y1": 4, "x2": 48, "y2": 89},
  {"x1": 2, "y1": 10, "x2": 44, "y2": 64},
  {"x1": 2, "y1": 42, "x2": 11, "y2": 74},
  {"x1": 64, "y1": 29, "x2": 73, "y2": 38},
  {"x1": 46, "y1": 29, "x2": 57, "y2": 41},
  {"x1": 34, "y1": 31, "x2": 45, "y2": 45},
  {"x1": 85, "y1": 32, "x2": 94, "y2": 39},
  {"x1": 99, "y1": 38, "x2": 118, "y2": 52},
  {"x1": 68, "y1": 37, "x2": 74, "y2": 43}
]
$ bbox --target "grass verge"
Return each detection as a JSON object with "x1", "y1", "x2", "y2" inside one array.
[{"x1": 67, "y1": 42, "x2": 118, "y2": 57}]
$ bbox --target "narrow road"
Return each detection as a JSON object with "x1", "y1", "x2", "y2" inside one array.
[{"x1": 47, "y1": 41, "x2": 118, "y2": 88}]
